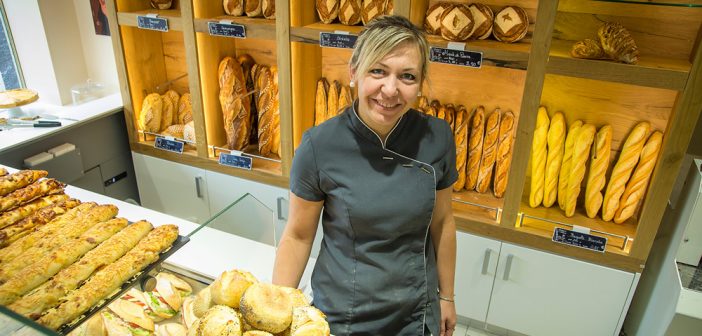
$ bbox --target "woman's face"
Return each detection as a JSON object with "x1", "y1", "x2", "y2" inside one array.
[{"x1": 353, "y1": 43, "x2": 422, "y2": 136}]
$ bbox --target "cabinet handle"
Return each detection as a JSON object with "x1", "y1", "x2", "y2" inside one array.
[
  {"x1": 503, "y1": 254, "x2": 514, "y2": 281},
  {"x1": 195, "y1": 176, "x2": 204, "y2": 198},
  {"x1": 481, "y1": 248, "x2": 492, "y2": 275}
]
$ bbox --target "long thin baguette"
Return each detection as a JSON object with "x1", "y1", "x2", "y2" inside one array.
[
  {"x1": 9, "y1": 220, "x2": 153, "y2": 319},
  {"x1": 565, "y1": 124, "x2": 596, "y2": 217},
  {"x1": 529, "y1": 107, "x2": 550, "y2": 207},
  {"x1": 326, "y1": 80, "x2": 340, "y2": 121},
  {"x1": 558, "y1": 120, "x2": 583, "y2": 210},
  {"x1": 315, "y1": 78, "x2": 329, "y2": 126},
  {"x1": 0, "y1": 170, "x2": 47, "y2": 197},
  {"x1": 0, "y1": 178, "x2": 65, "y2": 213},
  {"x1": 465, "y1": 106, "x2": 485, "y2": 190},
  {"x1": 493, "y1": 111, "x2": 515, "y2": 198},
  {"x1": 0, "y1": 194, "x2": 68, "y2": 229},
  {"x1": 38, "y1": 225, "x2": 179, "y2": 330},
  {"x1": 585, "y1": 125, "x2": 612, "y2": 218},
  {"x1": 453, "y1": 106, "x2": 469, "y2": 191},
  {"x1": 0, "y1": 218, "x2": 128, "y2": 305},
  {"x1": 476, "y1": 109, "x2": 501, "y2": 193},
  {"x1": 0, "y1": 198, "x2": 81, "y2": 248},
  {"x1": 543, "y1": 112, "x2": 565, "y2": 207}
]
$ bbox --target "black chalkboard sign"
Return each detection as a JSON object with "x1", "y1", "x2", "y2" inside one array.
[
  {"x1": 219, "y1": 152, "x2": 253, "y2": 170},
  {"x1": 137, "y1": 15, "x2": 169, "y2": 32},
  {"x1": 208, "y1": 22, "x2": 246, "y2": 38},
  {"x1": 154, "y1": 136, "x2": 184, "y2": 154},
  {"x1": 552, "y1": 228, "x2": 607, "y2": 253},
  {"x1": 319, "y1": 32, "x2": 358, "y2": 49},
  {"x1": 430, "y1": 47, "x2": 482, "y2": 68}
]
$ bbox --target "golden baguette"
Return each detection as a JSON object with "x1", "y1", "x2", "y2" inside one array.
[
  {"x1": 0, "y1": 204, "x2": 118, "y2": 283},
  {"x1": 602, "y1": 121, "x2": 651, "y2": 221},
  {"x1": 269, "y1": 66, "x2": 281, "y2": 156},
  {"x1": 613, "y1": 131, "x2": 663, "y2": 224},
  {"x1": 38, "y1": 225, "x2": 179, "y2": 330},
  {"x1": 0, "y1": 218, "x2": 128, "y2": 305},
  {"x1": 315, "y1": 78, "x2": 329, "y2": 126},
  {"x1": 0, "y1": 178, "x2": 65, "y2": 213},
  {"x1": 445, "y1": 104, "x2": 456, "y2": 132},
  {"x1": 327, "y1": 80, "x2": 340, "y2": 121},
  {"x1": 0, "y1": 170, "x2": 47, "y2": 197},
  {"x1": 258, "y1": 66, "x2": 277, "y2": 156},
  {"x1": 585, "y1": 125, "x2": 612, "y2": 218},
  {"x1": 9, "y1": 221, "x2": 153, "y2": 319},
  {"x1": 529, "y1": 107, "x2": 550, "y2": 207},
  {"x1": 338, "y1": 85, "x2": 352, "y2": 113},
  {"x1": 219, "y1": 56, "x2": 251, "y2": 151},
  {"x1": 558, "y1": 120, "x2": 583, "y2": 210},
  {"x1": 564, "y1": 124, "x2": 596, "y2": 217},
  {"x1": 437, "y1": 104, "x2": 446, "y2": 120},
  {"x1": 0, "y1": 194, "x2": 68, "y2": 230},
  {"x1": 453, "y1": 106, "x2": 469, "y2": 191},
  {"x1": 476, "y1": 109, "x2": 501, "y2": 193},
  {"x1": 465, "y1": 106, "x2": 485, "y2": 190},
  {"x1": 493, "y1": 111, "x2": 515, "y2": 198},
  {"x1": 543, "y1": 112, "x2": 565, "y2": 207},
  {"x1": 0, "y1": 198, "x2": 81, "y2": 248}
]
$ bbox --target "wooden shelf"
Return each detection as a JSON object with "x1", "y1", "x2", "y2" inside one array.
[
  {"x1": 208, "y1": 145, "x2": 283, "y2": 178},
  {"x1": 452, "y1": 189, "x2": 504, "y2": 225},
  {"x1": 290, "y1": 22, "x2": 364, "y2": 44},
  {"x1": 135, "y1": 139, "x2": 199, "y2": 157},
  {"x1": 547, "y1": 39, "x2": 691, "y2": 90},
  {"x1": 117, "y1": 10, "x2": 183, "y2": 31},
  {"x1": 193, "y1": 16, "x2": 277, "y2": 40},
  {"x1": 426, "y1": 34, "x2": 532, "y2": 70}
]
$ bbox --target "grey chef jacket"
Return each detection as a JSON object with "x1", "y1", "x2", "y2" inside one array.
[{"x1": 290, "y1": 102, "x2": 457, "y2": 336}]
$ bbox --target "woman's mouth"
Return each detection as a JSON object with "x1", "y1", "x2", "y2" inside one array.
[{"x1": 371, "y1": 98, "x2": 401, "y2": 111}]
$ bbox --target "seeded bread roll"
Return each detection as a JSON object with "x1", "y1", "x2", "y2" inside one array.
[
  {"x1": 465, "y1": 106, "x2": 485, "y2": 190},
  {"x1": 453, "y1": 106, "x2": 469, "y2": 191},
  {"x1": 476, "y1": 109, "x2": 501, "y2": 193},
  {"x1": 240, "y1": 283, "x2": 293, "y2": 333},
  {"x1": 317, "y1": 0, "x2": 339, "y2": 24},
  {"x1": 565, "y1": 124, "x2": 596, "y2": 217},
  {"x1": 468, "y1": 3, "x2": 494, "y2": 40},
  {"x1": 223, "y1": 0, "x2": 245, "y2": 16},
  {"x1": 529, "y1": 107, "x2": 550, "y2": 207},
  {"x1": 493, "y1": 111, "x2": 515, "y2": 198},
  {"x1": 585, "y1": 125, "x2": 612, "y2": 218},
  {"x1": 339, "y1": 0, "x2": 362, "y2": 25},
  {"x1": 558, "y1": 120, "x2": 583, "y2": 210},
  {"x1": 493, "y1": 5, "x2": 529, "y2": 43},
  {"x1": 440, "y1": 3, "x2": 474, "y2": 41},
  {"x1": 246, "y1": 0, "x2": 263, "y2": 17},
  {"x1": 424, "y1": 2, "x2": 450, "y2": 35},
  {"x1": 315, "y1": 78, "x2": 329, "y2": 126},
  {"x1": 543, "y1": 112, "x2": 565, "y2": 207},
  {"x1": 362, "y1": 0, "x2": 386, "y2": 25},
  {"x1": 139, "y1": 93, "x2": 163, "y2": 133}
]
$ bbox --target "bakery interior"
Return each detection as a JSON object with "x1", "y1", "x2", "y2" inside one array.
[{"x1": 0, "y1": 0, "x2": 701, "y2": 335}]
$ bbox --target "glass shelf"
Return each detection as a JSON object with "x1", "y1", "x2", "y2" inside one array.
[{"x1": 595, "y1": 0, "x2": 702, "y2": 7}]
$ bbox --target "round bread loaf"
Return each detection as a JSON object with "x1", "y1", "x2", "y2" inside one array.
[
  {"x1": 424, "y1": 2, "x2": 449, "y2": 35},
  {"x1": 189, "y1": 305, "x2": 242, "y2": 336},
  {"x1": 361, "y1": 0, "x2": 385, "y2": 25},
  {"x1": 240, "y1": 283, "x2": 293, "y2": 333},
  {"x1": 150, "y1": 0, "x2": 172, "y2": 10},
  {"x1": 339, "y1": 0, "x2": 362, "y2": 25},
  {"x1": 192, "y1": 285, "x2": 213, "y2": 318},
  {"x1": 316, "y1": 0, "x2": 339, "y2": 24},
  {"x1": 439, "y1": 3, "x2": 474, "y2": 41},
  {"x1": 493, "y1": 6, "x2": 529, "y2": 43},
  {"x1": 139, "y1": 93, "x2": 163, "y2": 133},
  {"x1": 211, "y1": 269, "x2": 258, "y2": 308},
  {"x1": 468, "y1": 3, "x2": 494, "y2": 40}
]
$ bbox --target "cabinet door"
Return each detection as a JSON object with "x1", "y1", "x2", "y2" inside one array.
[
  {"x1": 132, "y1": 153, "x2": 210, "y2": 223},
  {"x1": 487, "y1": 243, "x2": 635, "y2": 336},
  {"x1": 455, "y1": 231, "x2": 502, "y2": 322}
]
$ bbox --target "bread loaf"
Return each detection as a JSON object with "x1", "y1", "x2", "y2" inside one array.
[
  {"x1": 602, "y1": 121, "x2": 650, "y2": 221},
  {"x1": 339, "y1": 0, "x2": 362, "y2": 25},
  {"x1": 315, "y1": 78, "x2": 329, "y2": 126},
  {"x1": 317, "y1": 0, "x2": 340, "y2": 24},
  {"x1": 493, "y1": 6, "x2": 529, "y2": 43},
  {"x1": 159, "y1": 93, "x2": 174, "y2": 132},
  {"x1": 440, "y1": 4, "x2": 474, "y2": 41},
  {"x1": 558, "y1": 120, "x2": 583, "y2": 210},
  {"x1": 424, "y1": 2, "x2": 450, "y2": 35},
  {"x1": 338, "y1": 85, "x2": 353, "y2": 112},
  {"x1": 178, "y1": 92, "x2": 193, "y2": 124},
  {"x1": 437, "y1": 104, "x2": 446, "y2": 120},
  {"x1": 183, "y1": 121, "x2": 196, "y2": 143},
  {"x1": 468, "y1": 3, "x2": 494, "y2": 40},
  {"x1": 543, "y1": 112, "x2": 565, "y2": 207},
  {"x1": 270, "y1": 66, "x2": 281, "y2": 156},
  {"x1": 362, "y1": 0, "x2": 385, "y2": 25},
  {"x1": 238, "y1": 54, "x2": 259, "y2": 145},
  {"x1": 162, "y1": 124, "x2": 185, "y2": 139},
  {"x1": 584, "y1": 125, "x2": 612, "y2": 218},
  {"x1": 465, "y1": 106, "x2": 485, "y2": 190},
  {"x1": 598, "y1": 22, "x2": 639, "y2": 64},
  {"x1": 453, "y1": 106, "x2": 469, "y2": 191},
  {"x1": 565, "y1": 124, "x2": 595, "y2": 217},
  {"x1": 150, "y1": 0, "x2": 172, "y2": 10},
  {"x1": 493, "y1": 111, "x2": 515, "y2": 198},
  {"x1": 262, "y1": 0, "x2": 275, "y2": 19},
  {"x1": 139, "y1": 93, "x2": 163, "y2": 133},
  {"x1": 476, "y1": 109, "x2": 501, "y2": 193},
  {"x1": 327, "y1": 80, "x2": 340, "y2": 120},
  {"x1": 425, "y1": 105, "x2": 437, "y2": 118},
  {"x1": 257, "y1": 66, "x2": 278, "y2": 156},
  {"x1": 219, "y1": 56, "x2": 251, "y2": 150},
  {"x1": 211, "y1": 269, "x2": 258, "y2": 308},
  {"x1": 246, "y1": 0, "x2": 263, "y2": 17},
  {"x1": 613, "y1": 131, "x2": 662, "y2": 224},
  {"x1": 164, "y1": 90, "x2": 180, "y2": 124},
  {"x1": 529, "y1": 107, "x2": 549, "y2": 208},
  {"x1": 223, "y1": 0, "x2": 244, "y2": 16}
]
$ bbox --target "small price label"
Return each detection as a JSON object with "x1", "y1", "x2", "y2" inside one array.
[
  {"x1": 430, "y1": 47, "x2": 482, "y2": 68},
  {"x1": 208, "y1": 22, "x2": 246, "y2": 38},
  {"x1": 219, "y1": 152, "x2": 253, "y2": 170},
  {"x1": 137, "y1": 15, "x2": 169, "y2": 32},
  {"x1": 319, "y1": 32, "x2": 357, "y2": 49},
  {"x1": 154, "y1": 136, "x2": 184, "y2": 154},
  {"x1": 552, "y1": 227, "x2": 607, "y2": 253}
]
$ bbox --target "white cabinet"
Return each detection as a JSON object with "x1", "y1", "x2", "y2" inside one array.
[{"x1": 455, "y1": 232, "x2": 638, "y2": 336}]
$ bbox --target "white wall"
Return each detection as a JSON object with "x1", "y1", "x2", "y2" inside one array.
[{"x1": 72, "y1": 0, "x2": 119, "y2": 94}]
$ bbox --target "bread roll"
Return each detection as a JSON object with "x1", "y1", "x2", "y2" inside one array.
[
  {"x1": 315, "y1": 78, "x2": 329, "y2": 126},
  {"x1": 584, "y1": 125, "x2": 612, "y2": 218},
  {"x1": 159, "y1": 94, "x2": 174, "y2": 132},
  {"x1": 0, "y1": 168, "x2": 6, "y2": 177},
  {"x1": 362, "y1": 0, "x2": 385, "y2": 25},
  {"x1": 543, "y1": 112, "x2": 565, "y2": 207},
  {"x1": 281, "y1": 287, "x2": 311, "y2": 308},
  {"x1": 262, "y1": 0, "x2": 275, "y2": 19},
  {"x1": 493, "y1": 111, "x2": 514, "y2": 198},
  {"x1": 139, "y1": 93, "x2": 163, "y2": 133},
  {"x1": 465, "y1": 106, "x2": 485, "y2": 190},
  {"x1": 602, "y1": 121, "x2": 650, "y2": 221},
  {"x1": 468, "y1": 3, "x2": 494, "y2": 40},
  {"x1": 613, "y1": 131, "x2": 662, "y2": 224},
  {"x1": 424, "y1": 2, "x2": 450, "y2": 35},
  {"x1": 493, "y1": 6, "x2": 529, "y2": 43},
  {"x1": 191, "y1": 305, "x2": 242, "y2": 336},
  {"x1": 183, "y1": 121, "x2": 196, "y2": 143},
  {"x1": 440, "y1": 4, "x2": 474, "y2": 41},
  {"x1": 290, "y1": 306, "x2": 330, "y2": 335},
  {"x1": 219, "y1": 56, "x2": 251, "y2": 150},
  {"x1": 211, "y1": 269, "x2": 258, "y2": 308},
  {"x1": 558, "y1": 120, "x2": 583, "y2": 210},
  {"x1": 529, "y1": 107, "x2": 550, "y2": 208},
  {"x1": 339, "y1": 0, "x2": 362, "y2": 25},
  {"x1": 476, "y1": 109, "x2": 501, "y2": 193},
  {"x1": 326, "y1": 80, "x2": 340, "y2": 120},
  {"x1": 453, "y1": 106, "x2": 469, "y2": 191},
  {"x1": 246, "y1": 0, "x2": 263, "y2": 17},
  {"x1": 240, "y1": 283, "x2": 293, "y2": 333},
  {"x1": 317, "y1": 0, "x2": 339, "y2": 24},
  {"x1": 598, "y1": 22, "x2": 639, "y2": 64},
  {"x1": 178, "y1": 93, "x2": 193, "y2": 124},
  {"x1": 564, "y1": 124, "x2": 596, "y2": 217},
  {"x1": 223, "y1": 0, "x2": 244, "y2": 16}
]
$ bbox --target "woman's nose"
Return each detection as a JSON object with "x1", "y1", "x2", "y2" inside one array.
[{"x1": 381, "y1": 76, "x2": 399, "y2": 96}]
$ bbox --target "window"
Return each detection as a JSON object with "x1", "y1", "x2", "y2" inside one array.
[{"x1": 0, "y1": 1, "x2": 23, "y2": 90}]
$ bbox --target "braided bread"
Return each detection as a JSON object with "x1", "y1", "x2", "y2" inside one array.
[
  {"x1": 543, "y1": 112, "x2": 565, "y2": 207},
  {"x1": 613, "y1": 131, "x2": 662, "y2": 223},
  {"x1": 584, "y1": 125, "x2": 612, "y2": 218},
  {"x1": 529, "y1": 106, "x2": 549, "y2": 208}
]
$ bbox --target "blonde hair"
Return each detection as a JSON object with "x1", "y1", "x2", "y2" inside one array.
[{"x1": 350, "y1": 15, "x2": 429, "y2": 84}]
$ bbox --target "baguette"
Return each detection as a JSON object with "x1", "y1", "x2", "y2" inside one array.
[
  {"x1": 613, "y1": 131, "x2": 663, "y2": 224},
  {"x1": 0, "y1": 198, "x2": 81, "y2": 248},
  {"x1": 327, "y1": 80, "x2": 340, "y2": 120},
  {"x1": 0, "y1": 178, "x2": 65, "y2": 213},
  {"x1": 558, "y1": 120, "x2": 583, "y2": 210},
  {"x1": 418, "y1": 96, "x2": 429, "y2": 111},
  {"x1": 564, "y1": 124, "x2": 596, "y2": 217},
  {"x1": 317, "y1": 0, "x2": 340, "y2": 24},
  {"x1": 257, "y1": 66, "x2": 277, "y2": 156},
  {"x1": 339, "y1": 0, "x2": 362, "y2": 25},
  {"x1": 493, "y1": 111, "x2": 515, "y2": 198},
  {"x1": 437, "y1": 104, "x2": 446, "y2": 120},
  {"x1": 465, "y1": 106, "x2": 485, "y2": 190},
  {"x1": 269, "y1": 66, "x2": 281, "y2": 156},
  {"x1": 445, "y1": 104, "x2": 456, "y2": 132},
  {"x1": 584, "y1": 125, "x2": 612, "y2": 218},
  {"x1": 315, "y1": 78, "x2": 329, "y2": 126},
  {"x1": 38, "y1": 225, "x2": 179, "y2": 330},
  {"x1": 0, "y1": 170, "x2": 47, "y2": 197},
  {"x1": 9, "y1": 221, "x2": 153, "y2": 319},
  {"x1": 453, "y1": 106, "x2": 469, "y2": 191},
  {"x1": 543, "y1": 112, "x2": 565, "y2": 207},
  {"x1": 529, "y1": 107, "x2": 550, "y2": 208},
  {"x1": 0, "y1": 194, "x2": 68, "y2": 230},
  {"x1": 338, "y1": 85, "x2": 353, "y2": 113},
  {"x1": 476, "y1": 109, "x2": 501, "y2": 193},
  {"x1": 238, "y1": 54, "x2": 259, "y2": 145},
  {"x1": 602, "y1": 121, "x2": 650, "y2": 221}
]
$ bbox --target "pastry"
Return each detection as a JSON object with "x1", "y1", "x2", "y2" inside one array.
[
  {"x1": 339, "y1": 0, "x2": 362, "y2": 25},
  {"x1": 493, "y1": 111, "x2": 514, "y2": 198},
  {"x1": 598, "y1": 22, "x2": 639, "y2": 64},
  {"x1": 0, "y1": 178, "x2": 65, "y2": 213},
  {"x1": 317, "y1": 0, "x2": 340, "y2": 24},
  {"x1": 338, "y1": 85, "x2": 353, "y2": 112},
  {"x1": 468, "y1": 3, "x2": 494, "y2": 40},
  {"x1": 543, "y1": 112, "x2": 565, "y2": 207},
  {"x1": 139, "y1": 93, "x2": 163, "y2": 133},
  {"x1": 177, "y1": 93, "x2": 193, "y2": 124},
  {"x1": 362, "y1": 0, "x2": 386, "y2": 25},
  {"x1": 159, "y1": 93, "x2": 174, "y2": 132},
  {"x1": 240, "y1": 283, "x2": 293, "y2": 333},
  {"x1": 0, "y1": 198, "x2": 80, "y2": 248},
  {"x1": 493, "y1": 6, "x2": 529, "y2": 43},
  {"x1": 465, "y1": 106, "x2": 485, "y2": 190},
  {"x1": 246, "y1": 0, "x2": 263, "y2": 17},
  {"x1": 558, "y1": 120, "x2": 583, "y2": 210},
  {"x1": 614, "y1": 131, "x2": 663, "y2": 224},
  {"x1": 529, "y1": 107, "x2": 549, "y2": 208},
  {"x1": 219, "y1": 56, "x2": 251, "y2": 150},
  {"x1": 262, "y1": 0, "x2": 275, "y2": 19},
  {"x1": 0, "y1": 170, "x2": 47, "y2": 197},
  {"x1": 602, "y1": 121, "x2": 650, "y2": 221},
  {"x1": 223, "y1": 0, "x2": 244, "y2": 16},
  {"x1": 571, "y1": 39, "x2": 605, "y2": 59},
  {"x1": 327, "y1": 80, "x2": 340, "y2": 121},
  {"x1": 315, "y1": 78, "x2": 329, "y2": 126},
  {"x1": 424, "y1": 2, "x2": 450, "y2": 35},
  {"x1": 211, "y1": 269, "x2": 258, "y2": 308},
  {"x1": 440, "y1": 3, "x2": 474, "y2": 41},
  {"x1": 0, "y1": 194, "x2": 68, "y2": 230},
  {"x1": 585, "y1": 125, "x2": 612, "y2": 218},
  {"x1": 453, "y1": 106, "x2": 469, "y2": 191},
  {"x1": 564, "y1": 124, "x2": 596, "y2": 217},
  {"x1": 476, "y1": 109, "x2": 501, "y2": 193},
  {"x1": 164, "y1": 90, "x2": 180, "y2": 124},
  {"x1": 150, "y1": 0, "x2": 172, "y2": 10}
]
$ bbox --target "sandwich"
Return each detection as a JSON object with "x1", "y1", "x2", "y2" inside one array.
[
  {"x1": 102, "y1": 298, "x2": 155, "y2": 336},
  {"x1": 142, "y1": 272, "x2": 193, "y2": 320}
]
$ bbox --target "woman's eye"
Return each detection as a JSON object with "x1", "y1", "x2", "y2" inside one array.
[
  {"x1": 401, "y1": 73, "x2": 417, "y2": 81},
  {"x1": 369, "y1": 68, "x2": 384, "y2": 75}
]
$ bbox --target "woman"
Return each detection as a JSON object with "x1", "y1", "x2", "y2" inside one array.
[{"x1": 273, "y1": 15, "x2": 458, "y2": 336}]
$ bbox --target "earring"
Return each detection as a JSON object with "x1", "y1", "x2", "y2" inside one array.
[
  {"x1": 349, "y1": 81, "x2": 355, "y2": 88},
  {"x1": 417, "y1": 91, "x2": 422, "y2": 97}
]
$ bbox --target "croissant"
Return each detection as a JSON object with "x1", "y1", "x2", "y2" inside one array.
[
  {"x1": 558, "y1": 120, "x2": 583, "y2": 210},
  {"x1": 543, "y1": 112, "x2": 565, "y2": 207},
  {"x1": 571, "y1": 39, "x2": 605, "y2": 59},
  {"x1": 598, "y1": 22, "x2": 639, "y2": 64},
  {"x1": 585, "y1": 125, "x2": 612, "y2": 218},
  {"x1": 529, "y1": 107, "x2": 550, "y2": 208}
]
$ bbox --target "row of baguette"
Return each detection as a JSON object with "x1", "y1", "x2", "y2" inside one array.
[
  {"x1": 424, "y1": 3, "x2": 529, "y2": 43},
  {"x1": 0, "y1": 169, "x2": 179, "y2": 332},
  {"x1": 149, "y1": 0, "x2": 276, "y2": 19},
  {"x1": 317, "y1": 0, "x2": 394, "y2": 26},
  {"x1": 314, "y1": 78, "x2": 354, "y2": 126}
]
